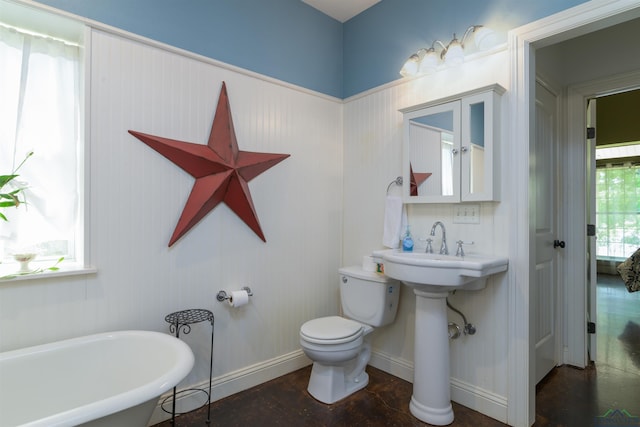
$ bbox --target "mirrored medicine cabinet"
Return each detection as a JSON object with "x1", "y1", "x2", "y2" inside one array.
[{"x1": 400, "y1": 84, "x2": 505, "y2": 203}]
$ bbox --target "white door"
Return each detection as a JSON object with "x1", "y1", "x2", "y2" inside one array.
[
  {"x1": 586, "y1": 98, "x2": 598, "y2": 361},
  {"x1": 534, "y1": 81, "x2": 561, "y2": 384}
]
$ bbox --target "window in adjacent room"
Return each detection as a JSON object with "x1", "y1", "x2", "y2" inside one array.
[
  {"x1": 0, "y1": 1, "x2": 85, "y2": 270},
  {"x1": 595, "y1": 144, "x2": 640, "y2": 259}
]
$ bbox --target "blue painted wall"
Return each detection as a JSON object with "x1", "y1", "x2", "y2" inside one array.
[
  {"x1": 35, "y1": 0, "x2": 587, "y2": 98},
  {"x1": 35, "y1": 0, "x2": 344, "y2": 97}
]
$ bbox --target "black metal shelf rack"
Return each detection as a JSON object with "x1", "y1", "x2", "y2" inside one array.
[{"x1": 162, "y1": 308, "x2": 214, "y2": 425}]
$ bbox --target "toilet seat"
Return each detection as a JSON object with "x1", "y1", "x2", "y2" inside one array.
[{"x1": 300, "y1": 316, "x2": 363, "y2": 344}]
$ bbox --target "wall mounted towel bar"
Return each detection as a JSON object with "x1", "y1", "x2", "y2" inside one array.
[{"x1": 387, "y1": 176, "x2": 403, "y2": 194}]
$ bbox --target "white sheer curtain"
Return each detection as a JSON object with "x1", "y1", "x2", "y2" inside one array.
[
  {"x1": 0, "y1": 25, "x2": 80, "y2": 260},
  {"x1": 441, "y1": 134, "x2": 454, "y2": 196}
]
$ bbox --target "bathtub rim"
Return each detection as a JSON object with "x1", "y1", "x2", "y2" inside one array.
[{"x1": 0, "y1": 330, "x2": 195, "y2": 427}]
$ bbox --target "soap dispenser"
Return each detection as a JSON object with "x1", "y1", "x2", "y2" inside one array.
[{"x1": 402, "y1": 225, "x2": 414, "y2": 252}]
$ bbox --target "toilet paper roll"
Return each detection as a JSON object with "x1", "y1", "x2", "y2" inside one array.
[
  {"x1": 362, "y1": 255, "x2": 377, "y2": 272},
  {"x1": 228, "y1": 290, "x2": 249, "y2": 307}
]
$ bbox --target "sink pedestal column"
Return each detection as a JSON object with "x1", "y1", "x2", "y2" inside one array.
[{"x1": 410, "y1": 289, "x2": 454, "y2": 425}]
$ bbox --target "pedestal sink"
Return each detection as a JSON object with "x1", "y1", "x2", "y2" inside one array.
[{"x1": 375, "y1": 249, "x2": 508, "y2": 425}]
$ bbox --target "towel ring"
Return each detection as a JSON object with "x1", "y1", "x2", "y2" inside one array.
[{"x1": 386, "y1": 176, "x2": 403, "y2": 194}]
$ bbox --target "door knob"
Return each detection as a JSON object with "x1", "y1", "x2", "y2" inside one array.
[{"x1": 553, "y1": 240, "x2": 566, "y2": 249}]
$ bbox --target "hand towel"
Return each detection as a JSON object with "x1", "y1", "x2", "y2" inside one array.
[{"x1": 382, "y1": 195, "x2": 407, "y2": 249}]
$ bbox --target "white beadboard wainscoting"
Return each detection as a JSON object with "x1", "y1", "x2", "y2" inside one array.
[
  {"x1": 343, "y1": 50, "x2": 511, "y2": 422},
  {"x1": 0, "y1": 24, "x2": 343, "y2": 424},
  {"x1": 88, "y1": 24, "x2": 344, "y2": 392}
]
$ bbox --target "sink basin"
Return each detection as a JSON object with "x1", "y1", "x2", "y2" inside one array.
[
  {"x1": 374, "y1": 248, "x2": 509, "y2": 425},
  {"x1": 379, "y1": 249, "x2": 509, "y2": 291}
]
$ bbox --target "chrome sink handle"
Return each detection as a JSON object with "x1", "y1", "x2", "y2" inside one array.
[
  {"x1": 425, "y1": 238, "x2": 433, "y2": 254},
  {"x1": 455, "y1": 240, "x2": 475, "y2": 257}
]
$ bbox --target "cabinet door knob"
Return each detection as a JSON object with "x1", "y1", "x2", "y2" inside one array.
[
  {"x1": 451, "y1": 148, "x2": 459, "y2": 155},
  {"x1": 461, "y1": 146, "x2": 468, "y2": 153}
]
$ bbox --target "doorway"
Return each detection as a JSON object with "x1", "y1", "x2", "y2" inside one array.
[
  {"x1": 535, "y1": 16, "x2": 640, "y2": 368},
  {"x1": 510, "y1": 3, "x2": 640, "y2": 426},
  {"x1": 590, "y1": 89, "x2": 640, "y2": 375}
]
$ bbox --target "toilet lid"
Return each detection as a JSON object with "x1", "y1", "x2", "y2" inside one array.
[{"x1": 300, "y1": 316, "x2": 363, "y2": 344}]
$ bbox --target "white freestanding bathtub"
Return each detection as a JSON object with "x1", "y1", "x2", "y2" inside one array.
[{"x1": 0, "y1": 330, "x2": 194, "y2": 427}]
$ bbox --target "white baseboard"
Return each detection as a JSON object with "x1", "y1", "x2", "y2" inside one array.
[
  {"x1": 149, "y1": 349, "x2": 507, "y2": 425},
  {"x1": 450, "y1": 378, "x2": 508, "y2": 423},
  {"x1": 148, "y1": 349, "x2": 311, "y2": 425},
  {"x1": 370, "y1": 349, "x2": 508, "y2": 424},
  {"x1": 369, "y1": 349, "x2": 414, "y2": 383}
]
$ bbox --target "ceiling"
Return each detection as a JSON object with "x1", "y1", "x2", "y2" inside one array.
[{"x1": 301, "y1": 0, "x2": 380, "y2": 23}]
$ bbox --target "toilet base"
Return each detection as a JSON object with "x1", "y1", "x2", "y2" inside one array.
[{"x1": 307, "y1": 362, "x2": 369, "y2": 404}]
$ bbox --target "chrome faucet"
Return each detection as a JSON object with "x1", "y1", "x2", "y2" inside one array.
[{"x1": 430, "y1": 221, "x2": 448, "y2": 255}]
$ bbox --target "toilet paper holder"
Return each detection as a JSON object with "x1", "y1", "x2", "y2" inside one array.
[{"x1": 216, "y1": 286, "x2": 253, "y2": 302}]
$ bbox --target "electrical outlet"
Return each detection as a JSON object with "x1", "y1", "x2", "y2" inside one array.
[{"x1": 453, "y1": 204, "x2": 480, "y2": 224}]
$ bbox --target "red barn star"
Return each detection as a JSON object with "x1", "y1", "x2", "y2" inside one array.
[
  {"x1": 409, "y1": 163, "x2": 431, "y2": 196},
  {"x1": 129, "y1": 82, "x2": 290, "y2": 247}
]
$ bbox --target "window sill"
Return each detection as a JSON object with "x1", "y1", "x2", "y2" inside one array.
[
  {"x1": 596, "y1": 256, "x2": 626, "y2": 262},
  {"x1": 0, "y1": 261, "x2": 97, "y2": 284}
]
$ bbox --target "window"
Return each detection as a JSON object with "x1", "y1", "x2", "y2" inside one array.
[
  {"x1": 441, "y1": 132, "x2": 454, "y2": 196},
  {"x1": 595, "y1": 163, "x2": 640, "y2": 259},
  {"x1": 0, "y1": 4, "x2": 84, "y2": 270}
]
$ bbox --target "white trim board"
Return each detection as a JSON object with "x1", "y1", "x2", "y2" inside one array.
[{"x1": 148, "y1": 350, "x2": 311, "y2": 425}]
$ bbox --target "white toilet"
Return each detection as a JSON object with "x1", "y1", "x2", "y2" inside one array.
[{"x1": 299, "y1": 265, "x2": 400, "y2": 404}]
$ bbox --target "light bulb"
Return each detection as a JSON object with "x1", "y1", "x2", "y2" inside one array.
[
  {"x1": 400, "y1": 54, "x2": 420, "y2": 77},
  {"x1": 418, "y1": 49, "x2": 439, "y2": 75},
  {"x1": 444, "y1": 38, "x2": 464, "y2": 67},
  {"x1": 473, "y1": 26, "x2": 497, "y2": 51}
]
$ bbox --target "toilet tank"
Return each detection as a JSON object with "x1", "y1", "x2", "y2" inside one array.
[{"x1": 339, "y1": 266, "x2": 400, "y2": 327}]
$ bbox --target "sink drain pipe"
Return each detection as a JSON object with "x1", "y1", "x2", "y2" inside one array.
[{"x1": 446, "y1": 298, "x2": 476, "y2": 336}]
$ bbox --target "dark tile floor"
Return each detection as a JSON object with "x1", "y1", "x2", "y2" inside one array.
[
  {"x1": 154, "y1": 274, "x2": 640, "y2": 427},
  {"x1": 596, "y1": 273, "x2": 640, "y2": 376}
]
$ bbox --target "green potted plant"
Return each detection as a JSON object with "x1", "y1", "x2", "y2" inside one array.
[
  {"x1": 0, "y1": 152, "x2": 63, "y2": 279},
  {"x1": 0, "y1": 151, "x2": 32, "y2": 221}
]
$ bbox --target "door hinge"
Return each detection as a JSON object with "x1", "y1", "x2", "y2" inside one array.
[
  {"x1": 587, "y1": 224, "x2": 596, "y2": 237},
  {"x1": 587, "y1": 321, "x2": 596, "y2": 334},
  {"x1": 587, "y1": 127, "x2": 596, "y2": 139}
]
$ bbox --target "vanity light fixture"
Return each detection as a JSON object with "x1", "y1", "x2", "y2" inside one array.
[{"x1": 399, "y1": 25, "x2": 496, "y2": 77}]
